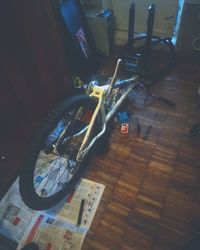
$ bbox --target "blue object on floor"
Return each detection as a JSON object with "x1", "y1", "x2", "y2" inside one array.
[{"x1": 117, "y1": 111, "x2": 131, "y2": 123}]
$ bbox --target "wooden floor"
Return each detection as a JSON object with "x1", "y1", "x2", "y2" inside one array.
[{"x1": 81, "y1": 53, "x2": 200, "y2": 250}]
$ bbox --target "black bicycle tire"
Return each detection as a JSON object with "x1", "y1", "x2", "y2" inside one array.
[
  {"x1": 123, "y1": 35, "x2": 176, "y2": 87},
  {"x1": 135, "y1": 35, "x2": 175, "y2": 85},
  {"x1": 19, "y1": 95, "x2": 98, "y2": 210}
]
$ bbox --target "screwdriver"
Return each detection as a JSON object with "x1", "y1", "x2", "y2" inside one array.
[{"x1": 143, "y1": 125, "x2": 152, "y2": 140}]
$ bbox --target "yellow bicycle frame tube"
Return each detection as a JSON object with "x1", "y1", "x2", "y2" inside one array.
[{"x1": 76, "y1": 85, "x2": 109, "y2": 161}]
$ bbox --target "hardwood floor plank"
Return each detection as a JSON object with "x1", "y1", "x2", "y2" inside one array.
[{"x1": 82, "y1": 52, "x2": 200, "y2": 249}]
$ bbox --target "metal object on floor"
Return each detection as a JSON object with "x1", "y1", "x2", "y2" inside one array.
[{"x1": 143, "y1": 125, "x2": 152, "y2": 140}]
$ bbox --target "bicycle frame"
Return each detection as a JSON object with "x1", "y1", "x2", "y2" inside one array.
[{"x1": 76, "y1": 59, "x2": 138, "y2": 161}]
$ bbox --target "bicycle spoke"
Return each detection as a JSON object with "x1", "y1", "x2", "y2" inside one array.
[{"x1": 35, "y1": 156, "x2": 73, "y2": 197}]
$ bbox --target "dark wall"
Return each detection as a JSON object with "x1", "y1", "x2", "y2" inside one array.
[{"x1": 0, "y1": 0, "x2": 73, "y2": 197}]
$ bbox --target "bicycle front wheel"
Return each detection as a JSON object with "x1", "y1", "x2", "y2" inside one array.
[{"x1": 19, "y1": 95, "x2": 98, "y2": 210}]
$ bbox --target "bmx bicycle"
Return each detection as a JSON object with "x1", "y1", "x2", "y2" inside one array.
[{"x1": 19, "y1": 58, "x2": 174, "y2": 210}]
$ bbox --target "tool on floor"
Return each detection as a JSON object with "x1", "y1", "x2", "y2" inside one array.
[
  {"x1": 77, "y1": 199, "x2": 85, "y2": 226},
  {"x1": 129, "y1": 113, "x2": 141, "y2": 136},
  {"x1": 136, "y1": 117, "x2": 141, "y2": 137},
  {"x1": 143, "y1": 125, "x2": 152, "y2": 140},
  {"x1": 128, "y1": 113, "x2": 134, "y2": 131}
]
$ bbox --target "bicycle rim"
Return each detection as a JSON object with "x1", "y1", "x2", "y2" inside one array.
[
  {"x1": 134, "y1": 36, "x2": 175, "y2": 83},
  {"x1": 19, "y1": 95, "x2": 99, "y2": 209}
]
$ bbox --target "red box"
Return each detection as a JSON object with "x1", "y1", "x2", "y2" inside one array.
[{"x1": 121, "y1": 123, "x2": 129, "y2": 134}]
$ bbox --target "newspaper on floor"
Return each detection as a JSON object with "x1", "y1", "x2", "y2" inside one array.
[
  {"x1": 0, "y1": 178, "x2": 105, "y2": 250},
  {"x1": 0, "y1": 179, "x2": 37, "y2": 243}
]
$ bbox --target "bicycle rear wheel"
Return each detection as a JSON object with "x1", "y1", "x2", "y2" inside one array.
[
  {"x1": 19, "y1": 95, "x2": 99, "y2": 210},
  {"x1": 123, "y1": 35, "x2": 175, "y2": 87}
]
